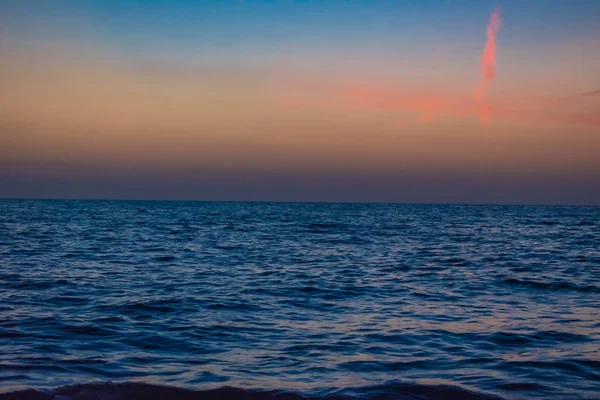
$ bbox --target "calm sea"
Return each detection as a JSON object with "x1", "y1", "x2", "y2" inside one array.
[{"x1": 1, "y1": 200, "x2": 599, "y2": 399}]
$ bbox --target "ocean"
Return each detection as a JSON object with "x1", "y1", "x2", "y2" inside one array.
[{"x1": 1, "y1": 200, "x2": 599, "y2": 399}]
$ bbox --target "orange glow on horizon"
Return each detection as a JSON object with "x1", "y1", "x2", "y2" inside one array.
[{"x1": 0, "y1": 14, "x2": 599, "y2": 185}]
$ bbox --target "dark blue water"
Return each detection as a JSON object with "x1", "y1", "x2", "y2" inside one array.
[{"x1": 1, "y1": 200, "x2": 599, "y2": 399}]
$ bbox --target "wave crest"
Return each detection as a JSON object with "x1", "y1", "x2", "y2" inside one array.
[{"x1": 0, "y1": 382, "x2": 505, "y2": 400}]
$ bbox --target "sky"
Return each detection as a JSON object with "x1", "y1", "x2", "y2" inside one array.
[{"x1": 1, "y1": 0, "x2": 599, "y2": 204}]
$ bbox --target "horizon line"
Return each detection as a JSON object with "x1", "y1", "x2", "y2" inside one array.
[{"x1": 1, "y1": 197, "x2": 598, "y2": 207}]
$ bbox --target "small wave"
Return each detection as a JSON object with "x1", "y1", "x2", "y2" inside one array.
[
  {"x1": 307, "y1": 222, "x2": 348, "y2": 229},
  {"x1": 498, "y1": 360, "x2": 600, "y2": 381},
  {"x1": 214, "y1": 244, "x2": 243, "y2": 250},
  {"x1": 48, "y1": 296, "x2": 89, "y2": 304},
  {"x1": 487, "y1": 330, "x2": 589, "y2": 346},
  {"x1": 503, "y1": 278, "x2": 600, "y2": 293},
  {"x1": 322, "y1": 236, "x2": 372, "y2": 245},
  {"x1": 495, "y1": 382, "x2": 545, "y2": 391},
  {"x1": 104, "y1": 300, "x2": 178, "y2": 314},
  {"x1": 0, "y1": 381, "x2": 505, "y2": 400},
  {"x1": 338, "y1": 360, "x2": 428, "y2": 372},
  {"x1": 0, "y1": 330, "x2": 26, "y2": 339},
  {"x1": 58, "y1": 325, "x2": 115, "y2": 337},
  {"x1": 12, "y1": 279, "x2": 71, "y2": 290},
  {"x1": 442, "y1": 258, "x2": 470, "y2": 267},
  {"x1": 153, "y1": 255, "x2": 177, "y2": 262},
  {"x1": 206, "y1": 302, "x2": 261, "y2": 311},
  {"x1": 538, "y1": 220, "x2": 559, "y2": 225}
]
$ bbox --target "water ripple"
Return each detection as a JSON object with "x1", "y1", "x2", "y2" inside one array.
[{"x1": 1, "y1": 200, "x2": 599, "y2": 399}]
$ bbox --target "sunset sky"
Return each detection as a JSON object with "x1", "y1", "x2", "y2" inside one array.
[{"x1": 1, "y1": 0, "x2": 599, "y2": 204}]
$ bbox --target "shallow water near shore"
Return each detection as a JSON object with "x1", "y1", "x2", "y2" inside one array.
[{"x1": 1, "y1": 200, "x2": 599, "y2": 399}]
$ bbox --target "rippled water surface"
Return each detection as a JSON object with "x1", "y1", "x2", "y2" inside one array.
[{"x1": 1, "y1": 200, "x2": 599, "y2": 399}]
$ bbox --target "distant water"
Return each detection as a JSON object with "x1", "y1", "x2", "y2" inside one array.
[{"x1": 1, "y1": 200, "x2": 599, "y2": 400}]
